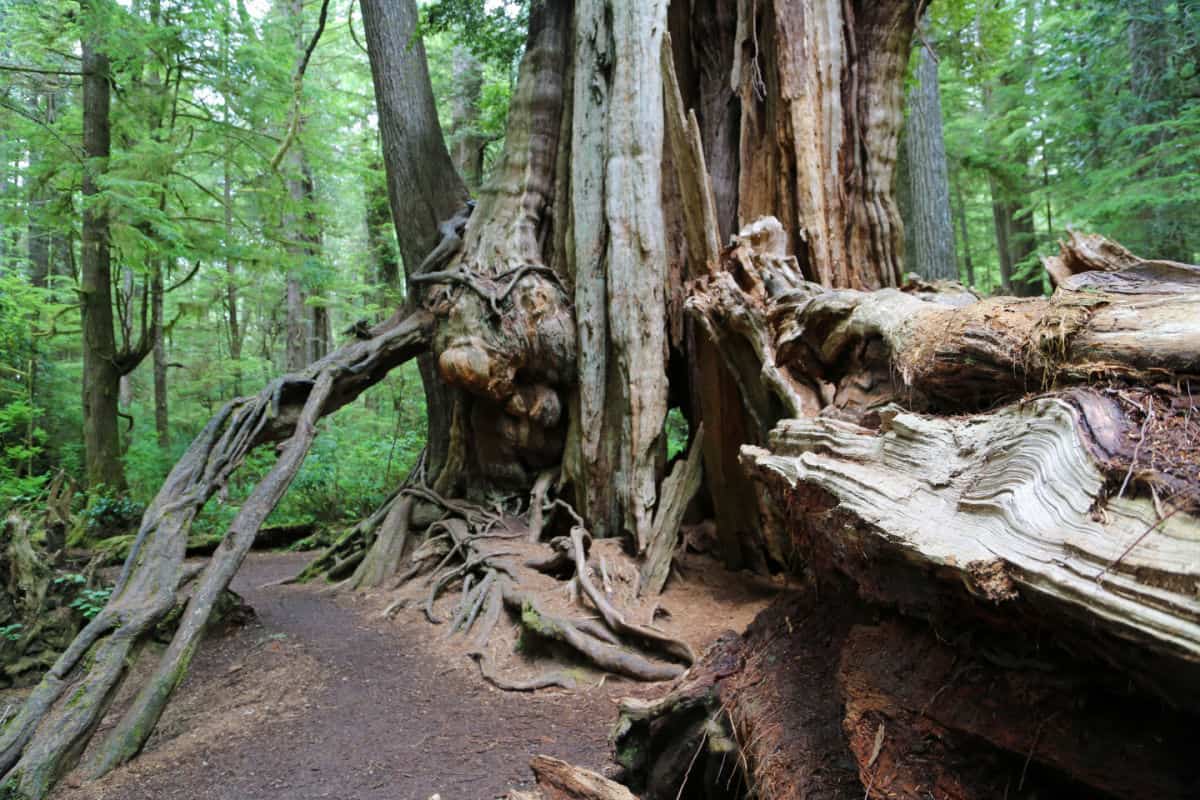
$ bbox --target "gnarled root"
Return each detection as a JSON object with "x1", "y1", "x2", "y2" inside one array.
[
  {"x1": 0, "y1": 312, "x2": 431, "y2": 799},
  {"x1": 329, "y1": 487, "x2": 694, "y2": 689}
]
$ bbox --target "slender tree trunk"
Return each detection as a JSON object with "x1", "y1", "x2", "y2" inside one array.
[
  {"x1": 152, "y1": 264, "x2": 168, "y2": 448},
  {"x1": 1127, "y1": 0, "x2": 1189, "y2": 261},
  {"x1": 26, "y1": 94, "x2": 52, "y2": 289},
  {"x1": 281, "y1": 0, "x2": 322, "y2": 370},
  {"x1": 449, "y1": 46, "x2": 485, "y2": 191},
  {"x1": 359, "y1": 0, "x2": 469, "y2": 482},
  {"x1": 903, "y1": 40, "x2": 957, "y2": 281},
  {"x1": 223, "y1": 0, "x2": 243, "y2": 392},
  {"x1": 953, "y1": 171, "x2": 975, "y2": 287},
  {"x1": 80, "y1": 9, "x2": 125, "y2": 491}
]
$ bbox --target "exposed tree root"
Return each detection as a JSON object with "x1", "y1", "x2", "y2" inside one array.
[
  {"x1": 469, "y1": 651, "x2": 576, "y2": 692},
  {"x1": 0, "y1": 312, "x2": 431, "y2": 798},
  {"x1": 308, "y1": 484, "x2": 695, "y2": 687}
]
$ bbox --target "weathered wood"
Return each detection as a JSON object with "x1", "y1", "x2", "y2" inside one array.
[
  {"x1": 566, "y1": 0, "x2": 671, "y2": 545},
  {"x1": 686, "y1": 219, "x2": 824, "y2": 436},
  {"x1": 614, "y1": 591, "x2": 859, "y2": 800},
  {"x1": 638, "y1": 425, "x2": 705, "y2": 596},
  {"x1": 1042, "y1": 230, "x2": 1200, "y2": 293},
  {"x1": 734, "y1": 0, "x2": 917, "y2": 289},
  {"x1": 525, "y1": 755, "x2": 639, "y2": 800},
  {"x1": 693, "y1": 225, "x2": 1200, "y2": 417},
  {"x1": 741, "y1": 396, "x2": 1200, "y2": 693},
  {"x1": 662, "y1": 33, "x2": 764, "y2": 569},
  {"x1": 779, "y1": 284, "x2": 1200, "y2": 410},
  {"x1": 839, "y1": 620, "x2": 1200, "y2": 799}
]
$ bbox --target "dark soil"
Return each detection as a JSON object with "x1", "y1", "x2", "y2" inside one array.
[
  {"x1": 53, "y1": 552, "x2": 629, "y2": 800},
  {"x1": 51, "y1": 550, "x2": 774, "y2": 800}
]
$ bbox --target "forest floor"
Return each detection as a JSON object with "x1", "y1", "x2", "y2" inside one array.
[{"x1": 45, "y1": 549, "x2": 776, "y2": 800}]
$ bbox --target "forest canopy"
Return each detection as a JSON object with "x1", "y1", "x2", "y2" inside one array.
[{"x1": 0, "y1": 0, "x2": 1195, "y2": 517}]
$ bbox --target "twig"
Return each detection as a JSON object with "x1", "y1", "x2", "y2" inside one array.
[
  {"x1": 1117, "y1": 401, "x2": 1153, "y2": 499},
  {"x1": 269, "y1": 0, "x2": 333, "y2": 171}
]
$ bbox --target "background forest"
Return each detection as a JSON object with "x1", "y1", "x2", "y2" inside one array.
[{"x1": 0, "y1": 0, "x2": 1196, "y2": 549}]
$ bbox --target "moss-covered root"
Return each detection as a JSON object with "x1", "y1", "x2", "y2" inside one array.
[
  {"x1": 501, "y1": 584, "x2": 683, "y2": 682},
  {"x1": 84, "y1": 372, "x2": 336, "y2": 780}
]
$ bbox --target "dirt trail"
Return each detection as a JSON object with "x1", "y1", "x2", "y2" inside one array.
[
  {"x1": 50, "y1": 549, "x2": 774, "y2": 800},
  {"x1": 54, "y1": 552, "x2": 633, "y2": 800}
]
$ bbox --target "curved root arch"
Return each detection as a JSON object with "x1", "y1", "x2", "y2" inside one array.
[{"x1": 0, "y1": 312, "x2": 432, "y2": 799}]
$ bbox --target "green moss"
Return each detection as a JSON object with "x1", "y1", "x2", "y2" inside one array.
[
  {"x1": 520, "y1": 601, "x2": 553, "y2": 637},
  {"x1": 66, "y1": 684, "x2": 89, "y2": 708},
  {"x1": 0, "y1": 778, "x2": 32, "y2": 800}
]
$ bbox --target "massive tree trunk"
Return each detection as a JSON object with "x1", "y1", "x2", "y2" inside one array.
[{"x1": 10, "y1": 2, "x2": 1197, "y2": 798}]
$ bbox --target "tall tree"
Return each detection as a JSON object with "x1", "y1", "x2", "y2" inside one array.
[
  {"x1": 79, "y1": 2, "x2": 124, "y2": 490},
  {"x1": 359, "y1": 0, "x2": 469, "y2": 483},
  {"x1": 903, "y1": 41, "x2": 957, "y2": 281},
  {"x1": 449, "y1": 46, "x2": 486, "y2": 190}
]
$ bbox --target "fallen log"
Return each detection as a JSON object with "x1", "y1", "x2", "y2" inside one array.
[
  {"x1": 839, "y1": 619, "x2": 1200, "y2": 799},
  {"x1": 616, "y1": 587, "x2": 1200, "y2": 800},
  {"x1": 741, "y1": 393, "x2": 1200, "y2": 700},
  {"x1": 689, "y1": 228, "x2": 1200, "y2": 416},
  {"x1": 1041, "y1": 230, "x2": 1200, "y2": 293}
]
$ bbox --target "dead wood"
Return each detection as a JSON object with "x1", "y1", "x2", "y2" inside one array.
[
  {"x1": 838, "y1": 619, "x2": 1200, "y2": 799},
  {"x1": 527, "y1": 755, "x2": 639, "y2": 800},
  {"x1": 1042, "y1": 230, "x2": 1200, "y2": 293},
  {"x1": 638, "y1": 425, "x2": 705, "y2": 596},
  {"x1": 691, "y1": 226, "x2": 1200, "y2": 418},
  {"x1": 741, "y1": 395, "x2": 1200, "y2": 700}
]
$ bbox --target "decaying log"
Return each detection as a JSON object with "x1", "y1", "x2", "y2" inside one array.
[
  {"x1": 741, "y1": 395, "x2": 1200, "y2": 700},
  {"x1": 691, "y1": 227, "x2": 1200, "y2": 419},
  {"x1": 779, "y1": 283, "x2": 1200, "y2": 410},
  {"x1": 839, "y1": 619, "x2": 1200, "y2": 799},
  {"x1": 638, "y1": 424, "x2": 705, "y2": 596},
  {"x1": 616, "y1": 586, "x2": 1200, "y2": 800},
  {"x1": 614, "y1": 590, "x2": 860, "y2": 800},
  {"x1": 504, "y1": 755, "x2": 638, "y2": 800},
  {"x1": 1042, "y1": 230, "x2": 1200, "y2": 293}
]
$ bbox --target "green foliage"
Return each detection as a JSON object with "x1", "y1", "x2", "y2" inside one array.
[
  {"x1": 0, "y1": 624, "x2": 23, "y2": 643},
  {"x1": 928, "y1": 0, "x2": 1199, "y2": 294},
  {"x1": 52, "y1": 574, "x2": 111, "y2": 620},
  {"x1": 421, "y1": 0, "x2": 528, "y2": 67},
  {"x1": 80, "y1": 491, "x2": 145, "y2": 540},
  {"x1": 664, "y1": 408, "x2": 689, "y2": 461},
  {"x1": 69, "y1": 587, "x2": 113, "y2": 620},
  {"x1": 0, "y1": 272, "x2": 51, "y2": 513}
]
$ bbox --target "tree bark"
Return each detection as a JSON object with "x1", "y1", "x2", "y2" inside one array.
[
  {"x1": 151, "y1": 264, "x2": 168, "y2": 448},
  {"x1": 80, "y1": 9, "x2": 125, "y2": 491},
  {"x1": 734, "y1": 0, "x2": 917, "y2": 290},
  {"x1": 952, "y1": 170, "x2": 976, "y2": 287},
  {"x1": 281, "y1": 0, "x2": 321, "y2": 371},
  {"x1": 903, "y1": 40, "x2": 957, "y2": 281},
  {"x1": 449, "y1": 46, "x2": 486, "y2": 191},
  {"x1": 359, "y1": 0, "x2": 469, "y2": 483}
]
